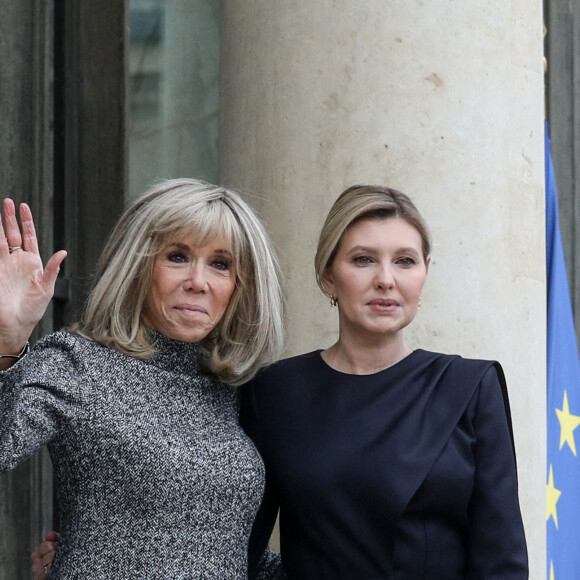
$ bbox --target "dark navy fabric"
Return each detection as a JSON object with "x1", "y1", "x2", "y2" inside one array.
[{"x1": 243, "y1": 349, "x2": 528, "y2": 580}]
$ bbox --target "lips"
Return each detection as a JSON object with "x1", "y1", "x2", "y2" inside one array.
[
  {"x1": 174, "y1": 304, "x2": 208, "y2": 315},
  {"x1": 368, "y1": 299, "x2": 399, "y2": 307}
]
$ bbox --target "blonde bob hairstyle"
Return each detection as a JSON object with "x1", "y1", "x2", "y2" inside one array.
[
  {"x1": 73, "y1": 178, "x2": 285, "y2": 386},
  {"x1": 314, "y1": 185, "x2": 431, "y2": 296}
]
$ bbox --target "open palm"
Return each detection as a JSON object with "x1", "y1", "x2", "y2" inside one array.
[{"x1": 0, "y1": 199, "x2": 67, "y2": 355}]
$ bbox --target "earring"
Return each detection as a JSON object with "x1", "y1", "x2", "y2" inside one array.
[
  {"x1": 330, "y1": 296, "x2": 338, "y2": 307},
  {"x1": 417, "y1": 297, "x2": 422, "y2": 310}
]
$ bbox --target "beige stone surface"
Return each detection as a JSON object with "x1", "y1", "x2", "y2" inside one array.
[{"x1": 221, "y1": 1, "x2": 545, "y2": 574}]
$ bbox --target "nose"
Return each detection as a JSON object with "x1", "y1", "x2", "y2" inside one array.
[
  {"x1": 184, "y1": 262, "x2": 209, "y2": 292},
  {"x1": 375, "y1": 263, "x2": 395, "y2": 290}
]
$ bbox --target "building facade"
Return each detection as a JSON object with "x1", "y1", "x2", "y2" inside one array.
[{"x1": 1, "y1": 1, "x2": 576, "y2": 578}]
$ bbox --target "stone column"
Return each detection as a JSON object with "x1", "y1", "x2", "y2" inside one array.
[{"x1": 220, "y1": 1, "x2": 545, "y2": 575}]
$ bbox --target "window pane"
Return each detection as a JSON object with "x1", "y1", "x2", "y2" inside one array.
[{"x1": 128, "y1": 0, "x2": 220, "y2": 199}]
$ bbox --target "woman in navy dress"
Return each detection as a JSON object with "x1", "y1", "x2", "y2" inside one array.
[{"x1": 243, "y1": 185, "x2": 528, "y2": 579}]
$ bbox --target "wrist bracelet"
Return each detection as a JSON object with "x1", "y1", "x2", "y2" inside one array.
[{"x1": 0, "y1": 342, "x2": 30, "y2": 360}]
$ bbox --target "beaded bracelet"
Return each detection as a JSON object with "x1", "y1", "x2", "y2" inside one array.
[{"x1": 0, "y1": 342, "x2": 30, "y2": 360}]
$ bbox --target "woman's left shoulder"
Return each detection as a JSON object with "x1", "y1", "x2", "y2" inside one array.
[
  {"x1": 441, "y1": 354, "x2": 513, "y2": 424},
  {"x1": 416, "y1": 351, "x2": 510, "y2": 414},
  {"x1": 423, "y1": 349, "x2": 504, "y2": 383}
]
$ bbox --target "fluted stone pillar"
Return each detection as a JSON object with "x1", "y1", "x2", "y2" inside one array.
[{"x1": 220, "y1": 1, "x2": 545, "y2": 575}]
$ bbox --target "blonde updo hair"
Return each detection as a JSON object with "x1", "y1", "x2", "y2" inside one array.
[
  {"x1": 73, "y1": 178, "x2": 285, "y2": 386},
  {"x1": 314, "y1": 185, "x2": 431, "y2": 295}
]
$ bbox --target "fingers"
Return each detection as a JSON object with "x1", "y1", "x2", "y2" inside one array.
[
  {"x1": 31, "y1": 556, "x2": 52, "y2": 580},
  {"x1": 19, "y1": 202, "x2": 39, "y2": 255},
  {"x1": 33, "y1": 540, "x2": 58, "y2": 559},
  {"x1": 2, "y1": 198, "x2": 23, "y2": 251},
  {"x1": 0, "y1": 200, "x2": 9, "y2": 256},
  {"x1": 43, "y1": 251, "x2": 68, "y2": 288},
  {"x1": 31, "y1": 536, "x2": 58, "y2": 580},
  {"x1": 1, "y1": 200, "x2": 67, "y2": 275}
]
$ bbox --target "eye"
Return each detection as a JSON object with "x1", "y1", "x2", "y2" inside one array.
[
  {"x1": 167, "y1": 251, "x2": 188, "y2": 264},
  {"x1": 396, "y1": 257, "x2": 417, "y2": 266},
  {"x1": 211, "y1": 257, "x2": 233, "y2": 272},
  {"x1": 353, "y1": 256, "x2": 374, "y2": 265}
]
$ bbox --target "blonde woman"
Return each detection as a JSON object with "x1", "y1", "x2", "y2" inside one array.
[
  {"x1": 244, "y1": 185, "x2": 528, "y2": 579},
  {"x1": 1, "y1": 179, "x2": 285, "y2": 579}
]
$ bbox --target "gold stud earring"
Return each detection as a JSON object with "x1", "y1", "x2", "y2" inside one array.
[{"x1": 330, "y1": 296, "x2": 338, "y2": 307}]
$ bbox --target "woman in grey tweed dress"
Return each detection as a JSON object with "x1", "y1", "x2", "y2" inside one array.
[{"x1": 0, "y1": 179, "x2": 285, "y2": 579}]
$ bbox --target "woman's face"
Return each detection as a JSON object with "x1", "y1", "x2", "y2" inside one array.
[
  {"x1": 143, "y1": 232, "x2": 237, "y2": 343},
  {"x1": 322, "y1": 217, "x2": 429, "y2": 341}
]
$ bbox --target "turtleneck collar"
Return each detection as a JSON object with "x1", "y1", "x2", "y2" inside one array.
[{"x1": 147, "y1": 330, "x2": 203, "y2": 375}]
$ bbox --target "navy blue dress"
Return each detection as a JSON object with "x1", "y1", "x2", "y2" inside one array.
[{"x1": 242, "y1": 349, "x2": 528, "y2": 580}]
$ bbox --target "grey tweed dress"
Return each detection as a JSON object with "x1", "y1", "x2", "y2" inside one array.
[{"x1": 0, "y1": 331, "x2": 283, "y2": 579}]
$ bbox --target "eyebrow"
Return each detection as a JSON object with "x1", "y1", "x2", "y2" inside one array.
[
  {"x1": 214, "y1": 249, "x2": 234, "y2": 257},
  {"x1": 347, "y1": 245, "x2": 421, "y2": 256},
  {"x1": 165, "y1": 242, "x2": 234, "y2": 257}
]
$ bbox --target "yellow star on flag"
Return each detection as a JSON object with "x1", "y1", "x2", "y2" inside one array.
[
  {"x1": 550, "y1": 560, "x2": 555, "y2": 580},
  {"x1": 556, "y1": 390, "x2": 580, "y2": 455},
  {"x1": 547, "y1": 464, "x2": 561, "y2": 529}
]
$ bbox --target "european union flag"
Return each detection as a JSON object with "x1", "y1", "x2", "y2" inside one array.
[{"x1": 546, "y1": 122, "x2": 580, "y2": 580}]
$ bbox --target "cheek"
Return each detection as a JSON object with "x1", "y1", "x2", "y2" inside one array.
[
  {"x1": 142, "y1": 290, "x2": 159, "y2": 323},
  {"x1": 217, "y1": 281, "x2": 236, "y2": 311},
  {"x1": 148, "y1": 267, "x2": 181, "y2": 303},
  {"x1": 143, "y1": 276, "x2": 170, "y2": 320},
  {"x1": 406, "y1": 274, "x2": 427, "y2": 297},
  {"x1": 229, "y1": 282, "x2": 236, "y2": 300},
  {"x1": 339, "y1": 270, "x2": 369, "y2": 293}
]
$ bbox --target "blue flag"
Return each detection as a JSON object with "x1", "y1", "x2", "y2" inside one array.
[{"x1": 546, "y1": 122, "x2": 580, "y2": 580}]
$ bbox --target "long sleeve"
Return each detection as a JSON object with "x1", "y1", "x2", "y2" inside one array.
[
  {"x1": 240, "y1": 384, "x2": 286, "y2": 580},
  {"x1": 466, "y1": 366, "x2": 528, "y2": 578},
  {"x1": 248, "y1": 482, "x2": 285, "y2": 580},
  {"x1": 0, "y1": 334, "x2": 88, "y2": 472}
]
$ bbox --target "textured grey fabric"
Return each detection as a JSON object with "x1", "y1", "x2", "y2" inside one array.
[{"x1": 0, "y1": 331, "x2": 283, "y2": 579}]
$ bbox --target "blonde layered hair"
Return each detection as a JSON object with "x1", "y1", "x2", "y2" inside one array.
[
  {"x1": 315, "y1": 185, "x2": 431, "y2": 295},
  {"x1": 73, "y1": 178, "x2": 285, "y2": 386}
]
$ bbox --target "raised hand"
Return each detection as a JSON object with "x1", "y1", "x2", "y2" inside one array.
[{"x1": 0, "y1": 199, "x2": 67, "y2": 366}]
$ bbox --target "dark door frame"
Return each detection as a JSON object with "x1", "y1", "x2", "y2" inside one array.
[{"x1": 0, "y1": 1, "x2": 127, "y2": 576}]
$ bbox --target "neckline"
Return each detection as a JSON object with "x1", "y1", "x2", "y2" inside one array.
[
  {"x1": 315, "y1": 348, "x2": 424, "y2": 378},
  {"x1": 147, "y1": 330, "x2": 203, "y2": 374}
]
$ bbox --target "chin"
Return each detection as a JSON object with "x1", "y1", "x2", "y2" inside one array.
[
  {"x1": 160, "y1": 326, "x2": 210, "y2": 343},
  {"x1": 177, "y1": 333, "x2": 207, "y2": 343}
]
